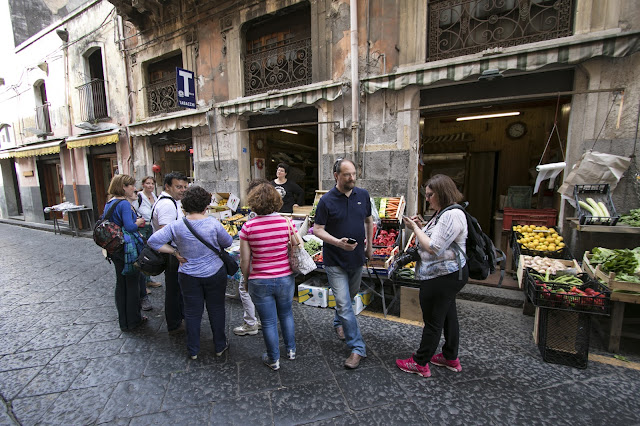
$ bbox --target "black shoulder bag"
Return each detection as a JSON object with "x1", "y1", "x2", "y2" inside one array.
[{"x1": 182, "y1": 218, "x2": 239, "y2": 276}]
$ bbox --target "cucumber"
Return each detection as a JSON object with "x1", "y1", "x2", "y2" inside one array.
[
  {"x1": 587, "y1": 198, "x2": 604, "y2": 216},
  {"x1": 578, "y1": 201, "x2": 596, "y2": 216}
]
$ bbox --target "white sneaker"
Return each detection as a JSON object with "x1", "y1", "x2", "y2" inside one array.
[
  {"x1": 262, "y1": 353, "x2": 280, "y2": 371},
  {"x1": 233, "y1": 322, "x2": 260, "y2": 336},
  {"x1": 287, "y1": 349, "x2": 296, "y2": 360}
]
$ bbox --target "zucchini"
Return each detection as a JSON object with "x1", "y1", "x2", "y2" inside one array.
[
  {"x1": 578, "y1": 201, "x2": 596, "y2": 216},
  {"x1": 587, "y1": 198, "x2": 604, "y2": 216},
  {"x1": 598, "y1": 202, "x2": 610, "y2": 218}
]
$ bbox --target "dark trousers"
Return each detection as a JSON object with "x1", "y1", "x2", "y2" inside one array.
[
  {"x1": 164, "y1": 254, "x2": 184, "y2": 331},
  {"x1": 111, "y1": 250, "x2": 143, "y2": 331},
  {"x1": 413, "y1": 266, "x2": 468, "y2": 366},
  {"x1": 179, "y1": 267, "x2": 227, "y2": 356}
]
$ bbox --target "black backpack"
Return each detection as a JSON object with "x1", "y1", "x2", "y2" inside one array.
[{"x1": 436, "y1": 203, "x2": 505, "y2": 283}]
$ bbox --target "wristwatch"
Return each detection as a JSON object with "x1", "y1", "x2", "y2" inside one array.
[{"x1": 172, "y1": 248, "x2": 179, "y2": 256}]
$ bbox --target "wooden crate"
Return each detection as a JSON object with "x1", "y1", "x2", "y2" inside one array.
[
  {"x1": 313, "y1": 190, "x2": 328, "y2": 206},
  {"x1": 516, "y1": 255, "x2": 581, "y2": 289},
  {"x1": 379, "y1": 196, "x2": 406, "y2": 223},
  {"x1": 369, "y1": 247, "x2": 398, "y2": 269},
  {"x1": 583, "y1": 252, "x2": 640, "y2": 304}
]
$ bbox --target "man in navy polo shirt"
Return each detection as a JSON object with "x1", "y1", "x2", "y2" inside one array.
[{"x1": 313, "y1": 158, "x2": 374, "y2": 369}]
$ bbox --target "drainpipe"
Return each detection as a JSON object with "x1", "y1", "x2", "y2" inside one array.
[
  {"x1": 118, "y1": 16, "x2": 135, "y2": 176},
  {"x1": 62, "y1": 38, "x2": 79, "y2": 205},
  {"x1": 350, "y1": 0, "x2": 359, "y2": 162}
]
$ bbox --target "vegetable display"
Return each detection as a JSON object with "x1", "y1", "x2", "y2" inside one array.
[
  {"x1": 303, "y1": 239, "x2": 322, "y2": 256},
  {"x1": 373, "y1": 229, "x2": 399, "y2": 247},
  {"x1": 527, "y1": 270, "x2": 609, "y2": 313},
  {"x1": 521, "y1": 255, "x2": 572, "y2": 275},
  {"x1": 590, "y1": 247, "x2": 640, "y2": 283},
  {"x1": 578, "y1": 197, "x2": 610, "y2": 218},
  {"x1": 621, "y1": 209, "x2": 640, "y2": 227},
  {"x1": 373, "y1": 247, "x2": 395, "y2": 256}
]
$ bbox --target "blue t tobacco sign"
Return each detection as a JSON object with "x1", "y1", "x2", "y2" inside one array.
[{"x1": 176, "y1": 67, "x2": 196, "y2": 109}]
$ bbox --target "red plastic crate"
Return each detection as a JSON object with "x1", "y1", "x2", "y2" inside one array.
[{"x1": 502, "y1": 208, "x2": 558, "y2": 231}]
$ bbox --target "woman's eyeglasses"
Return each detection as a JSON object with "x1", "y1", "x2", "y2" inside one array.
[{"x1": 425, "y1": 191, "x2": 435, "y2": 199}]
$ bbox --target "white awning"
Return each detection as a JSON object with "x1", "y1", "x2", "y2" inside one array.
[
  {"x1": 362, "y1": 31, "x2": 640, "y2": 94},
  {"x1": 0, "y1": 140, "x2": 63, "y2": 159},
  {"x1": 216, "y1": 81, "x2": 344, "y2": 116},
  {"x1": 66, "y1": 130, "x2": 120, "y2": 149},
  {"x1": 128, "y1": 109, "x2": 208, "y2": 137}
]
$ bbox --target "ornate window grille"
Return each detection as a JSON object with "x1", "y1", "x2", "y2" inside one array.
[
  {"x1": 244, "y1": 38, "x2": 312, "y2": 96},
  {"x1": 35, "y1": 103, "x2": 52, "y2": 134},
  {"x1": 427, "y1": 0, "x2": 574, "y2": 61},
  {"x1": 76, "y1": 79, "x2": 108, "y2": 122},
  {"x1": 147, "y1": 75, "x2": 181, "y2": 116}
]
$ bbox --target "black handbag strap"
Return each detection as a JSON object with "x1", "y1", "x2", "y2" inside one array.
[
  {"x1": 103, "y1": 199, "x2": 124, "y2": 221},
  {"x1": 182, "y1": 217, "x2": 222, "y2": 257}
]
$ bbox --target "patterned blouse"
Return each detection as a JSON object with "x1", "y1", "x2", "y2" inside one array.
[{"x1": 415, "y1": 209, "x2": 468, "y2": 281}]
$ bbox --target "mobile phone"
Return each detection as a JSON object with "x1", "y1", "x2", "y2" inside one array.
[{"x1": 346, "y1": 238, "x2": 357, "y2": 244}]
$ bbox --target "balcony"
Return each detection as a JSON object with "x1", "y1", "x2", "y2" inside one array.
[
  {"x1": 76, "y1": 79, "x2": 108, "y2": 122},
  {"x1": 35, "y1": 103, "x2": 52, "y2": 135},
  {"x1": 427, "y1": 0, "x2": 574, "y2": 61},
  {"x1": 244, "y1": 38, "x2": 312, "y2": 97},
  {"x1": 147, "y1": 75, "x2": 181, "y2": 116}
]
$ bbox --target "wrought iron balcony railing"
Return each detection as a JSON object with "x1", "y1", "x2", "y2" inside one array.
[
  {"x1": 35, "y1": 103, "x2": 52, "y2": 134},
  {"x1": 76, "y1": 79, "x2": 108, "y2": 122},
  {"x1": 147, "y1": 75, "x2": 182, "y2": 116},
  {"x1": 427, "y1": 0, "x2": 574, "y2": 61},
  {"x1": 244, "y1": 38, "x2": 312, "y2": 96}
]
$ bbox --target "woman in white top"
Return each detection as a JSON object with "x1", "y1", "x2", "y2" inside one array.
[
  {"x1": 396, "y1": 174, "x2": 468, "y2": 378},
  {"x1": 138, "y1": 176, "x2": 161, "y2": 289}
]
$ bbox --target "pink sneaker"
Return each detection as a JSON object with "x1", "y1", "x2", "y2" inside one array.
[
  {"x1": 430, "y1": 353, "x2": 462, "y2": 372},
  {"x1": 396, "y1": 356, "x2": 431, "y2": 378}
]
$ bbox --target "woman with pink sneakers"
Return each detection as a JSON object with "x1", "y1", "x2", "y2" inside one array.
[{"x1": 396, "y1": 174, "x2": 468, "y2": 377}]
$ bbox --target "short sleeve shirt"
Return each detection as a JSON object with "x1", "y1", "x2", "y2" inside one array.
[
  {"x1": 151, "y1": 191, "x2": 184, "y2": 233},
  {"x1": 314, "y1": 186, "x2": 371, "y2": 269}
]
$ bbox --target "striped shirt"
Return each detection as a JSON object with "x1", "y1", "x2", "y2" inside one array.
[{"x1": 238, "y1": 213, "x2": 294, "y2": 279}]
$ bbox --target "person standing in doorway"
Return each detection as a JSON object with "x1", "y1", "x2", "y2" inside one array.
[
  {"x1": 313, "y1": 158, "x2": 373, "y2": 369},
  {"x1": 270, "y1": 163, "x2": 304, "y2": 214},
  {"x1": 151, "y1": 172, "x2": 188, "y2": 332}
]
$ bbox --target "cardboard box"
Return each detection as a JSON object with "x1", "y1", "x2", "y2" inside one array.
[
  {"x1": 327, "y1": 289, "x2": 373, "y2": 315},
  {"x1": 400, "y1": 286, "x2": 422, "y2": 322},
  {"x1": 213, "y1": 192, "x2": 240, "y2": 212},
  {"x1": 208, "y1": 207, "x2": 232, "y2": 219},
  {"x1": 298, "y1": 284, "x2": 330, "y2": 308}
]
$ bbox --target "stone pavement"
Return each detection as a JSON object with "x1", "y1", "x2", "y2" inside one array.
[{"x1": 0, "y1": 223, "x2": 639, "y2": 426}]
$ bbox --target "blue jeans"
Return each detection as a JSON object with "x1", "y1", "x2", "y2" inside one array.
[
  {"x1": 325, "y1": 266, "x2": 366, "y2": 357},
  {"x1": 179, "y1": 267, "x2": 227, "y2": 356},
  {"x1": 248, "y1": 275, "x2": 296, "y2": 362}
]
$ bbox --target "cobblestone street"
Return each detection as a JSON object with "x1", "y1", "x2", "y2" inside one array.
[{"x1": 0, "y1": 223, "x2": 639, "y2": 425}]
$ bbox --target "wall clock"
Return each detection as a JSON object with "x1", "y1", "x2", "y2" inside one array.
[{"x1": 507, "y1": 122, "x2": 527, "y2": 139}]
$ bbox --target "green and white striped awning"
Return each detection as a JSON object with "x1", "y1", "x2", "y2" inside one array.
[
  {"x1": 217, "y1": 81, "x2": 344, "y2": 116},
  {"x1": 362, "y1": 31, "x2": 640, "y2": 94}
]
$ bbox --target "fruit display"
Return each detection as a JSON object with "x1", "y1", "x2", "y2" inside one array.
[
  {"x1": 222, "y1": 223, "x2": 238, "y2": 237},
  {"x1": 373, "y1": 247, "x2": 395, "y2": 256},
  {"x1": 217, "y1": 198, "x2": 228, "y2": 206},
  {"x1": 373, "y1": 228, "x2": 399, "y2": 247},
  {"x1": 313, "y1": 252, "x2": 323, "y2": 263},
  {"x1": 514, "y1": 225, "x2": 565, "y2": 253}
]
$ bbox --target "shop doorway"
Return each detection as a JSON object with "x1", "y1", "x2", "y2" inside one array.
[
  {"x1": 418, "y1": 69, "x2": 574, "y2": 239},
  {"x1": 37, "y1": 157, "x2": 64, "y2": 220},
  {"x1": 90, "y1": 153, "x2": 118, "y2": 216},
  {"x1": 248, "y1": 107, "x2": 319, "y2": 205},
  {"x1": 150, "y1": 129, "x2": 194, "y2": 183},
  {"x1": 10, "y1": 159, "x2": 23, "y2": 216}
]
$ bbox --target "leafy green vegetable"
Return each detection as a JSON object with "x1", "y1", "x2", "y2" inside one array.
[
  {"x1": 591, "y1": 247, "x2": 638, "y2": 275},
  {"x1": 613, "y1": 355, "x2": 629, "y2": 362},
  {"x1": 621, "y1": 208, "x2": 640, "y2": 227}
]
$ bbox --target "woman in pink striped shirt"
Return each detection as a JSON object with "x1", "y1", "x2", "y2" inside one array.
[{"x1": 239, "y1": 182, "x2": 296, "y2": 371}]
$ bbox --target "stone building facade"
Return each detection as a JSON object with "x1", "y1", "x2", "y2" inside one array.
[{"x1": 1, "y1": 0, "x2": 639, "y2": 254}]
